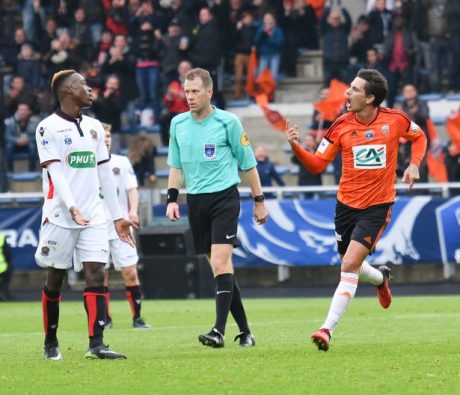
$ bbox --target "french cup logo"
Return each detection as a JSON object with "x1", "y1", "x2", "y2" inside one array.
[{"x1": 66, "y1": 151, "x2": 96, "y2": 168}]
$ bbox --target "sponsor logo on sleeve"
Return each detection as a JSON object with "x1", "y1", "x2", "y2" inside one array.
[
  {"x1": 41, "y1": 139, "x2": 49, "y2": 147},
  {"x1": 352, "y1": 144, "x2": 386, "y2": 169},
  {"x1": 317, "y1": 138, "x2": 330, "y2": 154},
  {"x1": 39, "y1": 126, "x2": 46, "y2": 136},
  {"x1": 240, "y1": 131, "x2": 250, "y2": 146},
  {"x1": 90, "y1": 129, "x2": 98, "y2": 140},
  {"x1": 204, "y1": 144, "x2": 216, "y2": 159},
  {"x1": 409, "y1": 121, "x2": 420, "y2": 133}
]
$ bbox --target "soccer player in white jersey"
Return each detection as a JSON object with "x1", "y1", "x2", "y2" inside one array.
[
  {"x1": 101, "y1": 123, "x2": 151, "y2": 329},
  {"x1": 35, "y1": 70, "x2": 137, "y2": 361}
]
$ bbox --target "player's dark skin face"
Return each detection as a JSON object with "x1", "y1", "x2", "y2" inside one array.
[{"x1": 60, "y1": 73, "x2": 93, "y2": 118}]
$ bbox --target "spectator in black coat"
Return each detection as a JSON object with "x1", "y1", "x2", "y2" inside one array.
[{"x1": 91, "y1": 74, "x2": 126, "y2": 153}]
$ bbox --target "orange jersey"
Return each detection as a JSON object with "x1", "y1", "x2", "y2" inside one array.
[{"x1": 316, "y1": 108, "x2": 427, "y2": 209}]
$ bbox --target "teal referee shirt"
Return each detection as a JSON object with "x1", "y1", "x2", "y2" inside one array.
[{"x1": 167, "y1": 106, "x2": 257, "y2": 194}]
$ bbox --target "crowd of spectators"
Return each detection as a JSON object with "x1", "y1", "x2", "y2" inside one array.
[{"x1": 0, "y1": 0, "x2": 459, "y2": 191}]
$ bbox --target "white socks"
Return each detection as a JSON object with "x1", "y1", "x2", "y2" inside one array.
[
  {"x1": 322, "y1": 272, "x2": 359, "y2": 332},
  {"x1": 359, "y1": 260, "x2": 384, "y2": 286}
]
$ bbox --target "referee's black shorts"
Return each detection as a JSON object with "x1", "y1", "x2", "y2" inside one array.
[
  {"x1": 186, "y1": 185, "x2": 240, "y2": 254},
  {"x1": 334, "y1": 200, "x2": 393, "y2": 255}
]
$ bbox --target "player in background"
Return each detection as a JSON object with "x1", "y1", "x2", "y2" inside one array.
[
  {"x1": 35, "y1": 70, "x2": 137, "y2": 360},
  {"x1": 166, "y1": 68, "x2": 269, "y2": 348},
  {"x1": 101, "y1": 123, "x2": 151, "y2": 329},
  {"x1": 285, "y1": 69, "x2": 427, "y2": 351}
]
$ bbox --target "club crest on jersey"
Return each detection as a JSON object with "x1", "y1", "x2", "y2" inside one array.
[
  {"x1": 112, "y1": 167, "x2": 120, "y2": 175},
  {"x1": 90, "y1": 129, "x2": 98, "y2": 140},
  {"x1": 64, "y1": 137, "x2": 72, "y2": 145},
  {"x1": 41, "y1": 246, "x2": 50, "y2": 256},
  {"x1": 365, "y1": 130, "x2": 374, "y2": 140},
  {"x1": 204, "y1": 143, "x2": 216, "y2": 159},
  {"x1": 240, "y1": 131, "x2": 250, "y2": 146},
  {"x1": 381, "y1": 125, "x2": 390, "y2": 135},
  {"x1": 66, "y1": 151, "x2": 96, "y2": 168},
  {"x1": 352, "y1": 144, "x2": 386, "y2": 169}
]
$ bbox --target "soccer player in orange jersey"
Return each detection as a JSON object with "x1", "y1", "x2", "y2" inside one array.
[{"x1": 285, "y1": 69, "x2": 427, "y2": 351}]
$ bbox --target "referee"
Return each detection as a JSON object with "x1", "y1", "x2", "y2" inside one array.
[{"x1": 166, "y1": 68, "x2": 269, "y2": 348}]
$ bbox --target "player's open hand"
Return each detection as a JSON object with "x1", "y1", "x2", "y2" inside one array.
[
  {"x1": 401, "y1": 163, "x2": 420, "y2": 191},
  {"x1": 114, "y1": 218, "x2": 137, "y2": 247},
  {"x1": 285, "y1": 120, "x2": 299, "y2": 147},
  {"x1": 69, "y1": 206, "x2": 90, "y2": 226},
  {"x1": 254, "y1": 202, "x2": 269, "y2": 225},
  {"x1": 166, "y1": 202, "x2": 180, "y2": 221}
]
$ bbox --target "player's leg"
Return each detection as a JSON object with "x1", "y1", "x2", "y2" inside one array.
[
  {"x1": 103, "y1": 268, "x2": 113, "y2": 328},
  {"x1": 121, "y1": 265, "x2": 151, "y2": 329},
  {"x1": 77, "y1": 225, "x2": 126, "y2": 359},
  {"x1": 35, "y1": 223, "x2": 77, "y2": 361},
  {"x1": 231, "y1": 276, "x2": 255, "y2": 347}
]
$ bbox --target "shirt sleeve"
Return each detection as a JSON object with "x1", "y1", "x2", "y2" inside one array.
[
  {"x1": 94, "y1": 120, "x2": 110, "y2": 164},
  {"x1": 167, "y1": 117, "x2": 182, "y2": 169},
  {"x1": 315, "y1": 132, "x2": 340, "y2": 162},
  {"x1": 36, "y1": 120, "x2": 60, "y2": 165},
  {"x1": 227, "y1": 116, "x2": 257, "y2": 171}
]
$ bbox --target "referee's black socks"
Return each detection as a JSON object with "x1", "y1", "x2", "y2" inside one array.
[
  {"x1": 230, "y1": 276, "x2": 250, "y2": 334},
  {"x1": 214, "y1": 273, "x2": 234, "y2": 335}
]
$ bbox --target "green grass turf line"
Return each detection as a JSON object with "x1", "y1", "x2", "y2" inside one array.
[{"x1": 0, "y1": 296, "x2": 459, "y2": 394}]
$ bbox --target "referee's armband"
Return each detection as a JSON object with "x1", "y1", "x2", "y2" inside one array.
[{"x1": 166, "y1": 188, "x2": 179, "y2": 204}]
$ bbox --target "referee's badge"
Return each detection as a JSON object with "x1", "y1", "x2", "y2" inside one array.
[
  {"x1": 240, "y1": 131, "x2": 250, "y2": 146},
  {"x1": 204, "y1": 143, "x2": 216, "y2": 159}
]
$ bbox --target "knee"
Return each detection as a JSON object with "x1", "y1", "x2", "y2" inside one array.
[
  {"x1": 210, "y1": 257, "x2": 231, "y2": 276},
  {"x1": 84, "y1": 265, "x2": 105, "y2": 287},
  {"x1": 46, "y1": 268, "x2": 66, "y2": 291},
  {"x1": 122, "y1": 267, "x2": 138, "y2": 285},
  {"x1": 340, "y1": 257, "x2": 360, "y2": 273}
]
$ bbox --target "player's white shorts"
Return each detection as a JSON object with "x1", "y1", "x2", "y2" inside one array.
[
  {"x1": 35, "y1": 222, "x2": 109, "y2": 270},
  {"x1": 106, "y1": 238, "x2": 139, "y2": 270}
]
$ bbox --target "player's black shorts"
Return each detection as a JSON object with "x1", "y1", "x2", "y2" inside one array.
[
  {"x1": 334, "y1": 200, "x2": 393, "y2": 255},
  {"x1": 186, "y1": 185, "x2": 240, "y2": 254}
]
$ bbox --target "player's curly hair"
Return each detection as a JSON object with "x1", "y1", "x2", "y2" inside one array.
[
  {"x1": 51, "y1": 69, "x2": 77, "y2": 100},
  {"x1": 185, "y1": 68, "x2": 213, "y2": 89}
]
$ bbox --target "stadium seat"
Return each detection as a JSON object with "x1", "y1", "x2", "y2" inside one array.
[
  {"x1": 419, "y1": 93, "x2": 444, "y2": 101},
  {"x1": 445, "y1": 93, "x2": 460, "y2": 101},
  {"x1": 7, "y1": 171, "x2": 42, "y2": 182},
  {"x1": 155, "y1": 169, "x2": 169, "y2": 178},
  {"x1": 431, "y1": 114, "x2": 447, "y2": 125},
  {"x1": 226, "y1": 99, "x2": 253, "y2": 108},
  {"x1": 157, "y1": 146, "x2": 169, "y2": 156}
]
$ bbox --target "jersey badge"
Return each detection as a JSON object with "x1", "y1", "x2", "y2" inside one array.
[
  {"x1": 240, "y1": 131, "x2": 250, "y2": 146},
  {"x1": 64, "y1": 137, "x2": 72, "y2": 145},
  {"x1": 41, "y1": 246, "x2": 50, "y2": 257},
  {"x1": 381, "y1": 125, "x2": 390, "y2": 135},
  {"x1": 112, "y1": 167, "x2": 120, "y2": 175},
  {"x1": 352, "y1": 144, "x2": 386, "y2": 169},
  {"x1": 204, "y1": 144, "x2": 216, "y2": 159},
  {"x1": 90, "y1": 129, "x2": 98, "y2": 140},
  {"x1": 38, "y1": 126, "x2": 46, "y2": 136},
  {"x1": 317, "y1": 138, "x2": 330, "y2": 154},
  {"x1": 365, "y1": 130, "x2": 374, "y2": 140},
  {"x1": 409, "y1": 121, "x2": 419, "y2": 133}
]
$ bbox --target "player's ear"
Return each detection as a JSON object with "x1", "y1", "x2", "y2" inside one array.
[{"x1": 366, "y1": 94, "x2": 375, "y2": 105}]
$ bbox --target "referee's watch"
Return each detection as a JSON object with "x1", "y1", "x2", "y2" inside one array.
[{"x1": 254, "y1": 194, "x2": 265, "y2": 203}]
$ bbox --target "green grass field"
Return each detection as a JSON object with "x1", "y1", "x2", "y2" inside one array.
[{"x1": 1, "y1": 295, "x2": 459, "y2": 395}]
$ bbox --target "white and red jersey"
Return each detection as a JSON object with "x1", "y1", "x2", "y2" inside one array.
[
  {"x1": 36, "y1": 110, "x2": 110, "y2": 228},
  {"x1": 103, "y1": 154, "x2": 138, "y2": 240}
]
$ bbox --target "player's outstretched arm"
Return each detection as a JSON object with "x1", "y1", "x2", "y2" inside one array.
[
  {"x1": 402, "y1": 124, "x2": 427, "y2": 191},
  {"x1": 166, "y1": 167, "x2": 183, "y2": 221},
  {"x1": 285, "y1": 121, "x2": 329, "y2": 174}
]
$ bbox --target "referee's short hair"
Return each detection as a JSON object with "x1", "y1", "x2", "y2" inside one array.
[
  {"x1": 185, "y1": 68, "x2": 213, "y2": 89},
  {"x1": 51, "y1": 69, "x2": 77, "y2": 100},
  {"x1": 357, "y1": 69, "x2": 388, "y2": 107}
]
